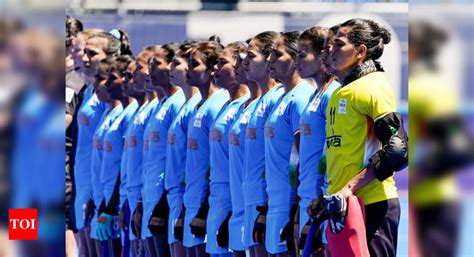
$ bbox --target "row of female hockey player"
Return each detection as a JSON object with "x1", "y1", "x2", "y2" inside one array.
[{"x1": 66, "y1": 16, "x2": 407, "y2": 257}]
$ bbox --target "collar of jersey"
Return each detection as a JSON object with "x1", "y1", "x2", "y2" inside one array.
[{"x1": 342, "y1": 59, "x2": 384, "y2": 87}]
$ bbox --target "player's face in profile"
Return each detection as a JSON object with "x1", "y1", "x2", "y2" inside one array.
[
  {"x1": 149, "y1": 49, "x2": 171, "y2": 90},
  {"x1": 268, "y1": 36, "x2": 295, "y2": 82},
  {"x1": 169, "y1": 56, "x2": 188, "y2": 88},
  {"x1": 72, "y1": 34, "x2": 86, "y2": 71},
  {"x1": 186, "y1": 50, "x2": 211, "y2": 88},
  {"x1": 96, "y1": 79, "x2": 112, "y2": 102},
  {"x1": 234, "y1": 51, "x2": 248, "y2": 85},
  {"x1": 331, "y1": 27, "x2": 359, "y2": 73},
  {"x1": 322, "y1": 32, "x2": 336, "y2": 75},
  {"x1": 123, "y1": 62, "x2": 137, "y2": 97},
  {"x1": 133, "y1": 54, "x2": 149, "y2": 93},
  {"x1": 243, "y1": 40, "x2": 268, "y2": 83},
  {"x1": 296, "y1": 39, "x2": 323, "y2": 79},
  {"x1": 214, "y1": 47, "x2": 238, "y2": 90},
  {"x1": 82, "y1": 37, "x2": 107, "y2": 77},
  {"x1": 105, "y1": 68, "x2": 126, "y2": 100}
]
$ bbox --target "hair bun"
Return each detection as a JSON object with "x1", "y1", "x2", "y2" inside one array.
[
  {"x1": 379, "y1": 26, "x2": 391, "y2": 44},
  {"x1": 208, "y1": 35, "x2": 221, "y2": 44}
]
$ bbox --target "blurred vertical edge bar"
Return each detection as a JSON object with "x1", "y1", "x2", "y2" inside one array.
[
  {"x1": 409, "y1": 1, "x2": 474, "y2": 257},
  {"x1": 0, "y1": 0, "x2": 65, "y2": 256}
]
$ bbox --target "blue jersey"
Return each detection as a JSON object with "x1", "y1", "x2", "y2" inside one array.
[
  {"x1": 91, "y1": 105, "x2": 123, "y2": 207},
  {"x1": 264, "y1": 81, "x2": 313, "y2": 210},
  {"x1": 229, "y1": 98, "x2": 259, "y2": 213},
  {"x1": 11, "y1": 87, "x2": 46, "y2": 208},
  {"x1": 142, "y1": 90, "x2": 186, "y2": 202},
  {"x1": 74, "y1": 85, "x2": 107, "y2": 191},
  {"x1": 101, "y1": 101, "x2": 138, "y2": 205},
  {"x1": 299, "y1": 81, "x2": 340, "y2": 199},
  {"x1": 209, "y1": 94, "x2": 250, "y2": 185},
  {"x1": 32, "y1": 102, "x2": 64, "y2": 207},
  {"x1": 125, "y1": 98, "x2": 161, "y2": 195},
  {"x1": 242, "y1": 85, "x2": 285, "y2": 206},
  {"x1": 183, "y1": 89, "x2": 230, "y2": 208},
  {"x1": 165, "y1": 93, "x2": 202, "y2": 192}
]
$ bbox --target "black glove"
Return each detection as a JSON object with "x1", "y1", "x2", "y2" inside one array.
[
  {"x1": 217, "y1": 211, "x2": 232, "y2": 248},
  {"x1": 280, "y1": 204, "x2": 298, "y2": 257},
  {"x1": 84, "y1": 198, "x2": 96, "y2": 226},
  {"x1": 118, "y1": 201, "x2": 128, "y2": 231},
  {"x1": 252, "y1": 204, "x2": 268, "y2": 244},
  {"x1": 190, "y1": 202, "x2": 209, "y2": 238},
  {"x1": 307, "y1": 195, "x2": 324, "y2": 221},
  {"x1": 299, "y1": 220, "x2": 311, "y2": 250},
  {"x1": 131, "y1": 202, "x2": 143, "y2": 239},
  {"x1": 323, "y1": 195, "x2": 347, "y2": 234},
  {"x1": 148, "y1": 191, "x2": 169, "y2": 235},
  {"x1": 174, "y1": 205, "x2": 185, "y2": 241},
  {"x1": 279, "y1": 204, "x2": 298, "y2": 242}
]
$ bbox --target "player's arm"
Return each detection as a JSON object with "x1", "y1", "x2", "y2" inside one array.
[{"x1": 337, "y1": 112, "x2": 408, "y2": 197}]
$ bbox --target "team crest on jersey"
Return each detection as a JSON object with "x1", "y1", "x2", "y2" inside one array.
[
  {"x1": 224, "y1": 108, "x2": 236, "y2": 121},
  {"x1": 276, "y1": 103, "x2": 288, "y2": 116},
  {"x1": 308, "y1": 97, "x2": 321, "y2": 112},
  {"x1": 246, "y1": 128, "x2": 256, "y2": 139},
  {"x1": 338, "y1": 98, "x2": 347, "y2": 114},
  {"x1": 156, "y1": 107, "x2": 168, "y2": 120},
  {"x1": 229, "y1": 132, "x2": 239, "y2": 146},
  {"x1": 301, "y1": 123, "x2": 311, "y2": 136},
  {"x1": 209, "y1": 130, "x2": 223, "y2": 142},
  {"x1": 240, "y1": 111, "x2": 251, "y2": 124},
  {"x1": 194, "y1": 113, "x2": 203, "y2": 127},
  {"x1": 256, "y1": 103, "x2": 266, "y2": 117}
]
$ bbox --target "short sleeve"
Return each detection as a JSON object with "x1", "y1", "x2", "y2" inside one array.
[
  {"x1": 355, "y1": 83, "x2": 396, "y2": 121},
  {"x1": 289, "y1": 96, "x2": 309, "y2": 134}
]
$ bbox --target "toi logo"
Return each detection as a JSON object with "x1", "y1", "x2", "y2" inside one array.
[{"x1": 9, "y1": 209, "x2": 38, "y2": 240}]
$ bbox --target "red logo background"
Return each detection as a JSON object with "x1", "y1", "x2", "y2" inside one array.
[{"x1": 9, "y1": 208, "x2": 38, "y2": 240}]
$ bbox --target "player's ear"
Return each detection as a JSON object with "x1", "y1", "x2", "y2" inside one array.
[{"x1": 357, "y1": 44, "x2": 367, "y2": 59}]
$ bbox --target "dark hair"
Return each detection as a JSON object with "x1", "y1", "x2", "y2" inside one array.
[
  {"x1": 279, "y1": 31, "x2": 301, "y2": 59},
  {"x1": 139, "y1": 45, "x2": 161, "y2": 64},
  {"x1": 78, "y1": 28, "x2": 103, "y2": 41},
  {"x1": 176, "y1": 41, "x2": 198, "y2": 62},
  {"x1": 299, "y1": 26, "x2": 328, "y2": 53},
  {"x1": 194, "y1": 36, "x2": 223, "y2": 69},
  {"x1": 252, "y1": 31, "x2": 278, "y2": 58},
  {"x1": 160, "y1": 43, "x2": 179, "y2": 63},
  {"x1": 340, "y1": 18, "x2": 391, "y2": 61},
  {"x1": 90, "y1": 32, "x2": 122, "y2": 60},
  {"x1": 225, "y1": 41, "x2": 247, "y2": 59},
  {"x1": 409, "y1": 20, "x2": 448, "y2": 67},
  {"x1": 66, "y1": 15, "x2": 83, "y2": 38},
  {"x1": 96, "y1": 59, "x2": 114, "y2": 82},
  {"x1": 113, "y1": 55, "x2": 135, "y2": 74},
  {"x1": 116, "y1": 29, "x2": 133, "y2": 56},
  {"x1": 329, "y1": 24, "x2": 340, "y2": 36}
]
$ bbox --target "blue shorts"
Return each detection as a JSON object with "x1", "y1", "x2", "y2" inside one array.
[
  {"x1": 127, "y1": 190, "x2": 141, "y2": 240},
  {"x1": 167, "y1": 190, "x2": 184, "y2": 244},
  {"x1": 74, "y1": 187, "x2": 92, "y2": 230},
  {"x1": 142, "y1": 199, "x2": 159, "y2": 239},
  {"x1": 265, "y1": 209, "x2": 290, "y2": 254},
  {"x1": 183, "y1": 206, "x2": 205, "y2": 248},
  {"x1": 243, "y1": 204, "x2": 262, "y2": 247},
  {"x1": 228, "y1": 211, "x2": 247, "y2": 251},
  {"x1": 206, "y1": 185, "x2": 232, "y2": 254}
]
